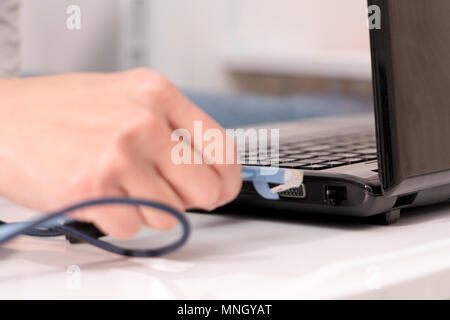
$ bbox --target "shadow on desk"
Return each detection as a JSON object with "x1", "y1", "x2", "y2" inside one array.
[
  {"x1": 1, "y1": 200, "x2": 450, "y2": 281},
  {"x1": 208, "y1": 199, "x2": 450, "y2": 228},
  {"x1": 167, "y1": 200, "x2": 450, "y2": 262}
]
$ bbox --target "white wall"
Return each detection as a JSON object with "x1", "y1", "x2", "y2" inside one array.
[
  {"x1": 146, "y1": 0, "x2": 230, "y2": 92},
  {"x1": 20, "y1": 0, "x2": 124, "y2": 74},
  {"x1": 228, "y1": 0, "x2": 370, "y2": 56},
  {"x1": 146, "y1": 0, "x2": 372, "y2": 92},
  {"x1": 20, "y1": 0, "x2": 371, "y2": 92}
]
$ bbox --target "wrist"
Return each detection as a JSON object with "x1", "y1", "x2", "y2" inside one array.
[{"x1": 0, "y1": 78, "x2": 25, "y2": 199}]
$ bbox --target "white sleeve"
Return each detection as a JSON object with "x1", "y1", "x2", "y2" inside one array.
[{"x1": 0, "y1": 0, "x2": 20, "y2": 77}]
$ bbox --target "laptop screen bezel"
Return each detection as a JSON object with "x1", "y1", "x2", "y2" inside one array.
[{"x1": 368, "y1": 0, "x2": 450, "y2": 195}]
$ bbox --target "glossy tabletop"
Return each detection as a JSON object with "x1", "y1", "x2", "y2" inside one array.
[{"x1": 1, "y1": 197, "x2": 450, "y2": 299}]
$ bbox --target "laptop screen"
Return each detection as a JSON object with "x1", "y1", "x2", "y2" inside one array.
[{"x1": 370, "y1": 0, "x2": 450, "y2": 190}]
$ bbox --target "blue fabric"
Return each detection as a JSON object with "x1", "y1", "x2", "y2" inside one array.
[{"x1": 184, "y1": 91, "x2": 373, "y2": 128}]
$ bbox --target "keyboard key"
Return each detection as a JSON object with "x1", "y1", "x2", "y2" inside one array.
[
  {"x1": 278, "y1": 158, "x2": 304, "y2": 163},
  {"x1": 353, "y1": 144, "x2": 372, "y2": 149},
  {"x1": 313, "y1": 156, "x2": 343, "y2": 162},
  {"x1": 296, "y1": 152, "x2": 328, "y2": 158},
  {"x1": 283, "y1": 153, "x2": 316, "y2": 161},
  {"x1": 344, "y1": 157, "x2": 365, "y2": 164},
  {"x1": 361, "y1": 155, "x2": 378, "y2": 161},
  {"x1": 301, "y1": 164, "x2": 332, "y2": 170},
  {"x1": 355, "y1": 148, "x2": 377, "y2": 155},
  {"x1": 291, "y1": 141, "x2": 316, "y2": 147},
  {"x1": 266, "y1": 131, "x2": 377, "y2": 170},
  {"x1": 280, "y1": 161, "x2": 317, "y2": 168},
  {"x1": 326, "y1": 161, "x2": 347, "y2": 167},
  {"x1": 331, "y1": 146, "x2": 360, "y2": 152},
  {"x1": 309, "y1": 151, "x2": 332, "y2": 157},
  {"x1": 279, "y1": 145, "x2": 296, "y2": 151},
  {"x1": 307, "y1": 159, "x2": 328, "y2": 164},
  {"x1": 277, "y1": 151, "x2": 301, "y2": 157},
  {"x1": 331, "y1": 153, "x2": 360, "y2": 159},
  {"x1": 302, "y1": 145, "x2": 333, "y2": 152},
  {"x1": 334, "y1": 140, "x2": 361, "y2": 146}
]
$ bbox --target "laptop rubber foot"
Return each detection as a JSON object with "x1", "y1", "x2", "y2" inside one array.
[{"x1": 370, "y1": 209, "x2": 401, "y2": 225}]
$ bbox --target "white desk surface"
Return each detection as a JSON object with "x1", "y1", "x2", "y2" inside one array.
[{"x1": 1, "y1": 197, "x2": 450, "y2": 300}]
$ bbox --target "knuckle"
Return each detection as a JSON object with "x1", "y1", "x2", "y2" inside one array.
[
  {"x1": 219, "y1": 166, "x2": 243, "y2": 204},
  {"x1": 188, "y1": 178, "x2": 222, "y2": 210},
  {"x1": 134, "y1": 72, "x2": 173, "y2": 103},
  {"x1": 117, "y1": 113, "x2": 164, "y2": 147},
  {"x1": 94, "y1": 149, "x2": 129, "y2": 191},
  {"x1": 110, "y1": 224, "x2": 141, "y2": 240},
  {"x1": 64, "y1": 152, "x2": 129, "y2": 201},
  {"x1": 148, "y1": 71, "x2": 172, "y2": 91},
  {"x1": 82, "y1": 207, "x2": 143, "y2": 240},
  {"x1": 65, "y1": 173, "x2": 96, "y2": 201},
  {"x1": 126, "y1": 68, "x2": 165, "y2": 85},
  {"x1": 96, "y1": 216, "x2": 141, "y2": 240},
  {"x1": 141, "y1": 200, "x2": 184, "y2": 231},
  {"x1": 124, "y1": 69, "x2": 175, "y2": 110},
  {"x1": 142, "y1": 112, "x2": 164, "y2": 133},
  {"x1": 150, "y1": 215, "x2": 180, "y2": 231}
]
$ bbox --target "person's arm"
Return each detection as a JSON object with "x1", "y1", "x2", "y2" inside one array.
[{"x1": 0, "y1": 68, "x2": 242, "y2": 239}]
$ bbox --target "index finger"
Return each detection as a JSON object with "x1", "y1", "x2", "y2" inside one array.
[{"x1": 163, "y1": 85, "x2": 242, "y2": 206}]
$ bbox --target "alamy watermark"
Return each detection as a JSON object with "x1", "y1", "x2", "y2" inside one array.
[
  {"x1": 171, "y1": 121, "x2": 280, "y2": 167},
  {"x1": 66, "y1": 265, "x2": 81, "y2": 290},
  {"x1": 66, "y1": 5, "x2": 81, "y2": 30},
  {"x1": 63, "y1": 4, "x2": 379, "y2": 31},
  {"x1": 368, "y1": 5, "x2": 381, "y2": 30}
]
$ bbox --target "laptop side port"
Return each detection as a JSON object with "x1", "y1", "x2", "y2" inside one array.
[
  {"x1": 393, "y1": 193, "x2": 417, "y2": 208},
  {"x1": 324, "y1": 186, "x2": 347, "y2": 206},
  {"x1": 279, "y1": 184, "x2": 307, "y2": 199}
]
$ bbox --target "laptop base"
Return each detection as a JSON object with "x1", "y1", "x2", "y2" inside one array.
[{"x1": 229, "y1": 115, "x2": 450, "y2": 225}]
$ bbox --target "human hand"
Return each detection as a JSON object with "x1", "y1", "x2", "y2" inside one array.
[{"x1": 0, "y1": 68, "x2": 242, "y2": 239}]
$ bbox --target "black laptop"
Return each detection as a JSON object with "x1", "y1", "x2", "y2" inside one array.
[{"x1": 231, "y1": 0, "x2": 450, "y2": 224}]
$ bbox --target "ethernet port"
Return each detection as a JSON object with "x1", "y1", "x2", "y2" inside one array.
[{"x1": 324, "y1": 186, "x2": 347, "y2": 206}]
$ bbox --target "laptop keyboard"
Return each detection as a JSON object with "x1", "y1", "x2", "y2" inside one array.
[{"x1": 241, "y1": 132, "x2": 377, "y2": 170}]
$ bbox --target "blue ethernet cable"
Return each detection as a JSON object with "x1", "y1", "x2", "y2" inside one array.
[
  {"x1": 0, "y1": 198, "x2": 190, "y2": 257},
  {"x1": 0, "y1": 167, "x2": 301, "y2": 257}
]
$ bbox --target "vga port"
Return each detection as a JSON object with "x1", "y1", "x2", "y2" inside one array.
[{"x1": 279, "y1": 184, "x2": 307, "y2": 199}]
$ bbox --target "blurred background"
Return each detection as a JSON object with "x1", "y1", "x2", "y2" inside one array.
[{"x1": 20, "y1": 0, "x2": 374, "y2": 127}]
